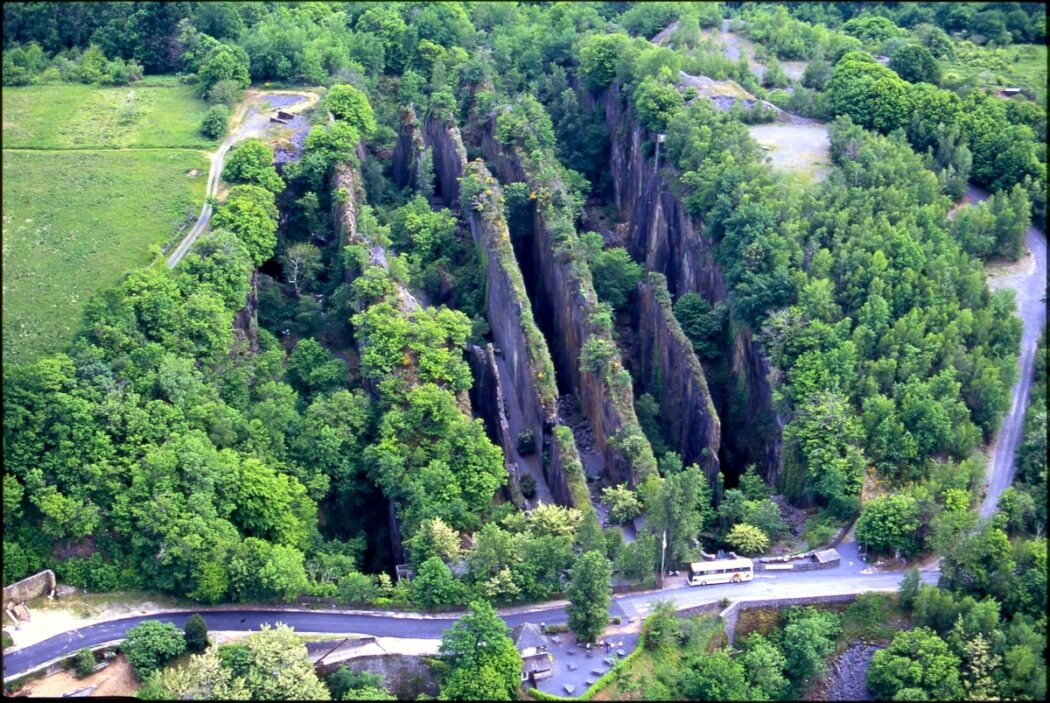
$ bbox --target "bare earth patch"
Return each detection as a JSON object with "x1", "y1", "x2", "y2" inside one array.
[
  {"x1": 748, "y1": 123, "x2": 831, "y2": 181},
  {"x1": 6, "y1": 592, "x2": 183, "y2": 651},
  {"x1": 16, "y1": 654, "x2": 139, "y2": 698}
]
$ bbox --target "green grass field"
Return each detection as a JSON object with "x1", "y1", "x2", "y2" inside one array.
[
  {"x1": 2, "y1": 82, "x2": 216, "y2": 149},
  {"x1": 2, "y1": 148, "x2": 208, "y2": 365},
  {"x1": 2, "y1": 80, "x2": 216, "y2": 365}
]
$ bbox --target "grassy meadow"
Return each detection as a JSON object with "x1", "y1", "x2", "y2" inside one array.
[
  {"x1": 2, "y1": 81, "x2": 216, "y2": 149},
  {"x1": 942, "y1": 42, "x2": 1048, "y2": 107},
  {"x1": 2, "y1": 80, "x2": 215, "y2": 365}
]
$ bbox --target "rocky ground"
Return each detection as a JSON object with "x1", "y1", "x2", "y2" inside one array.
[{"x1": 822, "y1": 642, "x2": 882, "y2": 701}]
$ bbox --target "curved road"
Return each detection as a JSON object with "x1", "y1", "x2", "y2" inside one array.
[
  {"x1": 2, "y1": 558, "x2": 938, "y2": 680},
  {"x1": 966, "y1": 185, "x2": 1048, "y2": 518},
  {"x1": 165, "y1": 91, "x2": 318, "y2": 269}
]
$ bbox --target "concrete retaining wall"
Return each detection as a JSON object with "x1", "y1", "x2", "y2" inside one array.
[
  {"x1": 720, "y1": 593, "x2": 861, "y2": 646},
  {"x1": 3, "y1": 571, "x2": 55, "y2": 607},
  {"x1": 322, "y1": 654, "x2": 440, "y2": 700}
]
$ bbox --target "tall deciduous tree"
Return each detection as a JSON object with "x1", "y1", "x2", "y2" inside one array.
[
  {"x1": 439, "y1": 601, "x2": 522, "y2": 701},
  {"x1": 565, "y1": 550, "x2": 612, "y2": 642}
]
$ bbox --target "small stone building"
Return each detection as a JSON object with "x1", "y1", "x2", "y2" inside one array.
[{"x1": 513, "y1": 623, "x2": 553, "y2": 684}]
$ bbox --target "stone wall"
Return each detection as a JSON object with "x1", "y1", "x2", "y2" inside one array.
[
  {"x1": 3, "y1": 570, "x2": 56, "y2": 606},
  {"x1": 720, "y1": 594, "x2": 861, "y2": 646},
  {"x1": 324, "y1": 654, "x2": 440, "y2": 700}
]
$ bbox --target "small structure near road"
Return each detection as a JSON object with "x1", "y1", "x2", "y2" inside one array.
[
  {"x1": 513, "y1": 623, "x2": 554, "y2": 685},
  {"x1": 999, "y1": 87, "x2": 1022, "y2": 97}
]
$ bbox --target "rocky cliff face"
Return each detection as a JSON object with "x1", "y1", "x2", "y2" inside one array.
[
  {"x1": 598, "y1": 85, "x2": 726, "y2": 303},
  {"x1": 476, "y1": 119, "x2": 657, "y2": 488},
  {"x1": 391, "y1": 106, "x2": 426, "y2": 192},
  {"x1": 417, "y1": 116, "x2": 591, "y2": 512},
  {"x1": 232, "y1": 270, "x2": 259, "y2": 353},
  {"x1": 594, "y1": 83, "x2": 784, "y2": 486},
  {"x1": 634, "y1": 273, "x2": 721, "y2": 479}
]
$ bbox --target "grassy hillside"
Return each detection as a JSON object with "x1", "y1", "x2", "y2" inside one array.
[
  {"x1": 2, "y1": 148, "x2": 207, "y2": 364},
  {"x1": 2, "y1": 80, "x2": 215, "y2": 365},
  {"x1": 1, "y1": 81, "x2": 215, "y2": 149}
]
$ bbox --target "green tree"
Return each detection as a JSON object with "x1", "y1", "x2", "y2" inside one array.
[
  {"x1": 673, "y1": 293, "x2": 727, "y2": 360},
  {"x1": 565, "y1": 550, "x2": 612, "y2": 642},
  {"x1": 239, "y1": 624, "x2": 330, "y2": 700},
  {"x1": 632, "y1": 74, "x2": 684, "y2": 133},
  {"x1": 200, "y1": 104, "x2": 230, "y2": 139},
  {"x1": 223, "y1": 140, "x2": 284, "y2": 194},
  {"x1": 762, "y1": 57, "x2": 789, "y2": 89},
  {"x1": 184, "y1": 613, "x2": 209, "y2": 653},
  {"x1": 579, "y1": 33, "x2": 630, "y2": 90},
  {"x1": 779, "y1": 607, "x2": 840, "y2": 687},
  {"x1": 726, "y1": 523, "x2": 769, "y2": 556},
  {"x1": 326, "y1": 667, "x2": 387, "y2": 700},
  {"x1": 856, "y1": 494, "x2": 921, "y2": 557},
  {"x1": 601, "y1": 484, "x2": 642, "y2": 524},
  {"x1": 212, "y1": 184, "x2": 278, "y2": 266},
  {"x1": 73, "y1": 648, "x2": 96, "y2": 678},
  {"x1": 138, "y1": 647, "x2": 251, "y2": 700},
  {"x1": 590, "y1": 248, "x2": 643, "y2": 311},
  {"x1": 678, "y1": 649, "x2": 749, "y2": 701},
  {"x1": 322, "y1": 84, "x2": 377, "y2": 138},
  {"x1": 197, "y1": 45, "x2": 250, "y2": 98},
  {"x1": 577, "y1": 509, "x2": 605, "y2": 556},
  {"x1": 439, "y1": 601, "x2": 522, "y2": 701},
  {"x1": 412, "y1": 556, "x2": 463, "y2": 609},
  {"x1": 868, "y1": 627, "x2": 964, "y2": 701},
  {"x1": 406, "y1": 517, "x2": 461, "y2": 564},
  {"x1": 123, "y1": 620, "x2": 187, "y2": 681},
  {"x1": 890, "y1": 43, "x2": 941, "y2": 84},
  {"x1": 643, "y1": 464, "x2": 714, "y2": 564},
  {"x1": 740, "y1": 633, "x2": 788, "y2": 700}
]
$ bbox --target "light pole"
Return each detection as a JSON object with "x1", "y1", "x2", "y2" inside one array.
[{"x1": 660, "y1": 530, "x2": 667, "y2": 585}]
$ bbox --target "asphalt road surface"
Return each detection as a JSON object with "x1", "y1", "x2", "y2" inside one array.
[
  {"x1": 964, "y1": 185, "x2": 1048, "y2": 519},
  {"x1": 2, "y1": 562, "x2": 938, "y2": 680}
]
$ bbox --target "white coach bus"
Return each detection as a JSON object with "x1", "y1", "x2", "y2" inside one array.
[{"x1": 687, "y1": 557, "x2": 754, "y2": 586}]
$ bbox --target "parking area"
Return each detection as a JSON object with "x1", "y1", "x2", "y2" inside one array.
[{"x1": 529, "y1": 624, "x2": 641, "y2": 698}]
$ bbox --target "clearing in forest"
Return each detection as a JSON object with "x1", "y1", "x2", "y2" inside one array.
[
  {"x1": 748, "y1": 122, "x2": 832, "y2": 182},
  {"x1": 1, "y1": 80, "x2": 213, "y2": 365}
]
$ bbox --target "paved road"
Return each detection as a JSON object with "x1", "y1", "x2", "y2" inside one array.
[
  {"x1": 165, "y1": 91, "x2": 318, "y2": 269},
  {"x1": 1, "y1": 562, "x2": 938, "y2": 680},
  {"x1": 963, "y1": 185, "x2": 1048, "y2": 519}
]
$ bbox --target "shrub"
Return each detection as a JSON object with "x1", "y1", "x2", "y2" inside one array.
[
  {"x1": 517, "y1": 429, "x2": 537, "y2": 456},
  {"x1": 519, "y1": 474, "x2": 538, "y2": 499},
  {"x1": 73, "y1": 648, "x2": 96, "y2": 678},
  {"x1": 726, "y1": 523, "x2": 770, "y2": 556},
  {"x1": 200, "y1": 105, "x2": 230, "y2": 139},
  {"x1": 122, "y1": 620, "x2": 186, "y2": 681},
  {"x1": 184, "y1": 614, "x2": 208, "y2": 653}
]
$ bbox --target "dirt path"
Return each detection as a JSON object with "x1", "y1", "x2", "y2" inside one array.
[{"x1": 165, "y1": 89, "x2": 320, "y2": 269}]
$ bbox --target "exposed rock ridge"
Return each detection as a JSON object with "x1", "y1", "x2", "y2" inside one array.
[
  {"x1": 635, "y1": 272, "x2": 721, "y2": 478},
  {"x1": 475, "y1": 112, "x2": 658, "y2": 489},
  {"x1": 416, "y1": 114, "x2": 591, "y2": 512},
  {"x1": 232, "y1": 270, "x2": 259, "y2": 354},
  {"x1": 391, "y1": 105, "x2": 427, "y2": 192},
  {"x1": 593, "y1": 82, "x2": 784, "y2": 486},
  {"x1": 329, "y1": 152, "x2": 474, "y2": 563}
]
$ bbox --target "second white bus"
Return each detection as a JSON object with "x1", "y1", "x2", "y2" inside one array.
[{"x1": 687, "y1": 557, "x2": 754, "y2": 586}]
